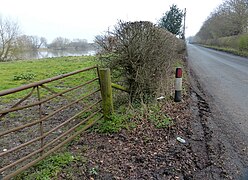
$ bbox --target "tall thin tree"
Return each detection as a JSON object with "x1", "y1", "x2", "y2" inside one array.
[
  {"x1": 159, "y1": 4, "x2": 184, "y2": 38},
  {"x1": 0, "y1": 16, "x2": 20, "y2": 61}
]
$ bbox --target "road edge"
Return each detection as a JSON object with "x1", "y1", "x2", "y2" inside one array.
[{"x1": 186, "y1": 55, "x2": 247, "y2": 179}]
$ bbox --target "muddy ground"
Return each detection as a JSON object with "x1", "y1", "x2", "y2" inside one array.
[{"x1": 56, "y1": 65, "x2": 247, "y2": 179}]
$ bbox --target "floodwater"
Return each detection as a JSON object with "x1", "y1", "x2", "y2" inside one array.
[{"x1": 16, "y1": 49, "x2": 96, "y2": 60}]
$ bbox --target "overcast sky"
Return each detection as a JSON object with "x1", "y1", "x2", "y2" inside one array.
[{"x1": 0, "y1": 0, "x2": 223, "y2": 43}]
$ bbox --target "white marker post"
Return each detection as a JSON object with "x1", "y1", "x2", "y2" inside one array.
[{"x1": 174, "y1": 67, "x2": 182, "y2": 102}]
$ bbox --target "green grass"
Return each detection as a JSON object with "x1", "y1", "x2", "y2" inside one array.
[
  {"x1": 199, "y1": 44, "x2": 248, "y2": 57},
  {"x1": 93, "y1": 102, "x2": 174, "y2": 134},
  {"x1": 0, "y1": 56, "x2": 98, "y2": 100},
  {"x1": 93, "y1": 111, "x2": 135, "y2": 134},
  {"x1": 0, "y1": 56, "x2": 96, "y2": 90},
  {"x1": 147, "y1": 104, "x2": 173, "y2": 128},
  {"x1": 14, "y1": 152, "x2": 79, "y2": 180}
]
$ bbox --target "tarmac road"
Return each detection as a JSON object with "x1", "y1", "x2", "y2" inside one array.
[{"x1": 187, "y1": 44, "x2": 248, "y2": 179}]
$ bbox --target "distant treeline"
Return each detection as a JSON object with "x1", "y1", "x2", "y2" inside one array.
[
  {"x1": 17, "y1": 35, "x2": 96, "y2": 51},
  {"x1": 0, "y1": 15, "x2": 97, "y2": 61},
  {"x1": 196, "y1": 0, "x2": 248, "y2": 40},
  {"x1": 189, "y1": 0, "x2": 248, "y2": 52}
]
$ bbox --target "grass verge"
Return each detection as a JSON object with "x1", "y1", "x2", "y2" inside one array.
[{"x1": 197, "y1": 44, "x2": 248, "y2": 57}]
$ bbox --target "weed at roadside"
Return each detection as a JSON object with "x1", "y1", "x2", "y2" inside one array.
[
  {"x1": 93, "y1": 112, "x2": 135, "y2": 134},
  {"x1": 145, "y1": 104, "x2": 173, "y2": 129}
]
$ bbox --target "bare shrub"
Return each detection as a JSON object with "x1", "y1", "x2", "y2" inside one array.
[
  {"x1": 0, "y1": 16, "x2": 20, "y2": 61},
  {"x1": 96, "y1": 21, "x2": 184, "y2": 102}
]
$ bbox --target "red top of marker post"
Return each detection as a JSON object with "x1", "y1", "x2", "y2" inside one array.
[{"x1": 176, "y1": 68, "x2": 182, "y2": 78}]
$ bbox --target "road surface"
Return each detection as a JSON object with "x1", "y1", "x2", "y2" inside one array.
[{"x1": 187, "y1": 44, "x2": 248, "y2": 178}]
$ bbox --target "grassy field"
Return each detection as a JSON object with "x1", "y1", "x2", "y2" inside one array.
[
  {"x1": 0, "y1": 56, "x2": 99, "y2": 101},
  {"x1": 0, "y1": 56, "x2": 97, "y2": 91}
]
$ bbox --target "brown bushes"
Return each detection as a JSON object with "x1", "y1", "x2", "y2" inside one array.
[{"x1": 95, "y1": 21, "x2": 185, "y2": 102}]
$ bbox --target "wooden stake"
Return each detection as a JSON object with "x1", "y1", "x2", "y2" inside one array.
[{"x1": 99, "y1": 68, "x2": 114, "y2": 119}]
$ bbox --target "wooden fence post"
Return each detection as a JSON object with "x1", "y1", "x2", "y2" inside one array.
[{"x1": 99, "y1": 68, "x2": 114, "y2": 119}]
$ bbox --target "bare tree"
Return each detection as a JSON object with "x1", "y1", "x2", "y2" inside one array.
[
  {"x1": 16, "y1": 35, "x2": 47, "y2": 51},
  {"x1": 39, "y1": 37, "x2": 47, "y2": 48},
  {"x1": 95, "y1": 34, "x2": 117, "y2": 53},
  {"x1": 29, "y1": 36, "x2": 47, "y2": 49},
  {"x1": 16, "y1": 35, "x2": 32, "y2": 50},
  {"x1": 48, "y1": 37, "x2": 71, "y2": 50},
  {"x1": 196, "y1": 0, "x2": 248, "y2": 41},
  {"x1": 226, "y1": 0, "x2": 248, "y2": 34},
  {"x1": 69, "y1": 39, "x2": 88, "y2": 50},
  {"x1": 0, "y1": 16, "x2": 20, "y2": 61}
]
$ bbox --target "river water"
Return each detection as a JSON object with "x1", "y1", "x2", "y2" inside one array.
[{"x1": 17, "y1": 49, "x2": 96, "y2": 60}]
